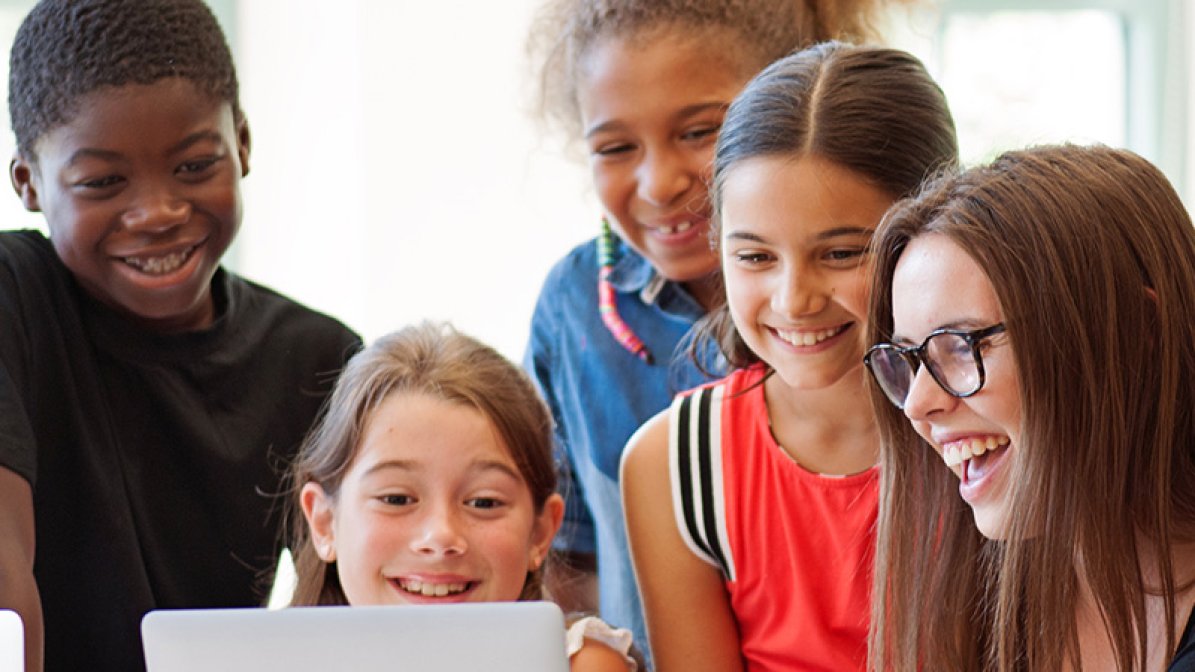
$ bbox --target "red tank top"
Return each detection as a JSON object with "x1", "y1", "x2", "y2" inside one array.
[{"x1": 669, "y1": 365, "x2": 878, "y2": 671}]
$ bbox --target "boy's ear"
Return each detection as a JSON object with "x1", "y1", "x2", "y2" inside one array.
[
  {"x1": 236, "y1": 117, "x2": 251, "y2": 178},
  {"x1": 299, "y1": 482, "x2": 337, "y2": 563},
  {"x1": 9, "y1": 153, "x2": 41, "y2": 212},
  {"x1": 528, "y1": 493, "x2": 565, "y2": 572}
]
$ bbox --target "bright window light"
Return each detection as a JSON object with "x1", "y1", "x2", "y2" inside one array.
[{"x1": 937, "y1": 10, "x2": 1127, "y2": 165}]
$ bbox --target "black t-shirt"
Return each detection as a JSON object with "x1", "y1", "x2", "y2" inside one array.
[
  {"x1": 0, "y1": 231, "x2": 361, "y2": 672},
  {"x1": 1172, "y1": 605, "x2": 1195, "y2": 671}
]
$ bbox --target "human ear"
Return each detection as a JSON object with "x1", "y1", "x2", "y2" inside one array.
[
  {"x1": 9, "y1": 153, "x2": 40, "y2": 212},
  {"x1": 236, "y1": 117, "x2": 251, "y2": 178},
  {"x1": 300, "y1": 482, "x2": 337, "y2": 562},
  {"x1": 528, "y1": 493, "x2": 565, "y2": 571}
]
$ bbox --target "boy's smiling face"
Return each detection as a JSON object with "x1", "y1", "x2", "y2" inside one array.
[{"x1": 11, "y1": 78, "x2": 250, "y2": 333}]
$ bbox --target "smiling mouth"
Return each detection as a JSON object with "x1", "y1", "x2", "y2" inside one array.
[
  {"x1": 392, "y1": 578, "x2": 474, "y2": 598},
  {"x1": 942, "y1": 435, "x2": 1009, "y2": 469},
  {"x1": 656, "y1": 220, "x2": 695, "y2": 235},
  {"x1": 774, "y1": 323, "x2": 850, "y2": 347},
  {"x1": 121, "y1": 243, "x2": 200, "y2": 276}
]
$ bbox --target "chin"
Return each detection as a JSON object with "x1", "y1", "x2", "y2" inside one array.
[{"x1": 971, "y1": 509, "x2": 1011, "y2": 541}]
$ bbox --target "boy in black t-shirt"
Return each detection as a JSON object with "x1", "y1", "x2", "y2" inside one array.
[{"x1": 0, "y1": 2, "x2": 361, "y2": 671}]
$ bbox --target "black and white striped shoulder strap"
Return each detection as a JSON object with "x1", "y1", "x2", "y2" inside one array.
[{"x1": 668, "y1": 383, "x2": 736, "y2": 582}]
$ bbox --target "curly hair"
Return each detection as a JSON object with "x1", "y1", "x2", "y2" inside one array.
[
  {"x1": 9, "y1": 0, "x2": 241, "y2": 156},
  {"x1": 528, "y1": 0, "x2": 886, "y2": 140}
]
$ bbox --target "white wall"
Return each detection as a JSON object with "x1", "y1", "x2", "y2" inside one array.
[{"x1": 235, "y1": 1, "x2": 597, "y2": 358}]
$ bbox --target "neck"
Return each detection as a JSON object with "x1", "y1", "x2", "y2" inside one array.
[{"x1": 762, "y1": 366, "x2": 879, "y2": 475}]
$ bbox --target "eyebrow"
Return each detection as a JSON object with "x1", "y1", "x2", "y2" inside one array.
[
  {"x1": 470, "y1": 459, "x2": 522, "y2": 482},
  {"x1": 361, "y1": 459, "x2": 419, "y2": 477},
  {"x1": 891, "y1": 318, "x2": 996, "y2": 344},
  {"x1": 64, "y1": 130, "x2": 226, "y2": 168},
  {"x1": 584, "y1": 101, "x2": 728, "y2": 139},
  {"x1": 65, "y1": 148, "x2": 124, "y2": 168},
  {"x1": 724, "y1": 226, "x2": 875, "y2": 244},
  {"x1": 360, "y1": 458, "x2": 523, "y2": 482},
  {"x1": 166, "y1": 129, "x2": 227, "y2": 156}
]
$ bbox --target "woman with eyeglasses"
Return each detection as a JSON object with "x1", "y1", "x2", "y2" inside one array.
[
  {"x1": 864, "y1": 144, "x2": 1195, "y2": 672},
  {"x1": 619, "y1": 43, "x2": 958, "y2": 671}
]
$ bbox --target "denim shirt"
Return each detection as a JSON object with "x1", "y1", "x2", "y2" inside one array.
[{"x1": 524, "y1": 237, "x2": 711, "y2": 665}]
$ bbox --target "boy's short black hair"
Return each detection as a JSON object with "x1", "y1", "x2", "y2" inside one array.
[{"x1": 8, "y1": 0, "x2": 242, "y2": 156}]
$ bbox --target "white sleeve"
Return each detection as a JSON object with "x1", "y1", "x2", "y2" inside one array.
[{"x1": 565, "y1": 616, "x2": 637, "y2": 671}]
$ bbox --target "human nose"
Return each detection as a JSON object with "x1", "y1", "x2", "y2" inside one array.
[
  {"x1": 901, "y1": 361, "x2": 956, "y2": 422},
  {"x1": 409, "y1": 504, "x2": 467, "y2": 557},
  {"x1": 636, "y1": 147, "x2": 693, "y2": 207},
  {"x1": 121, "y1": 182, "x2": 190, "y2": 233},
  {"x1": 771, "y1": 263, "x2": 827, "y2": 318}
]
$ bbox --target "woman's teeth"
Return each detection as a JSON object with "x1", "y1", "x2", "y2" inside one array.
[
  {"x1": 776, "y1": 324, "x2": 847, "y2": 347},
  {"x1": 396, "y1": 578, "x2": 469, "y2": 597},
  {"x1": 942, "y1": 435, "x2": 1010, "y2": 468}
]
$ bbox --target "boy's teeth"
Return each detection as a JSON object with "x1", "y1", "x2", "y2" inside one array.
[
  {"x1": 942, "y1": 435, "x2": 1010, "y2": 468},
  {"x1": 776, "y1": 325, "x2": 845, "y2": 347},
  {"x1": 397, "y1": 578, "x2": 469, "y2": 597},
  {"x1": 124, "y1": 246, "x2": 194, "y2": 275}
]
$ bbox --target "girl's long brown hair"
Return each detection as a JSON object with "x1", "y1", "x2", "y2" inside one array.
[
  {"x1": 691, "y1": 41, "x2": 959, "y2": 372},
  {"x1": 867, "y1": 145, "x2": 1195, "y2": 671},
  {"x1": 286, "y1": 322, "x2": 557, "y2": 606}
]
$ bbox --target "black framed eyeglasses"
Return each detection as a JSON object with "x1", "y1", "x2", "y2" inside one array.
[{"x1": 864, "y1": 323, "x2": 1006, "y2": 410}]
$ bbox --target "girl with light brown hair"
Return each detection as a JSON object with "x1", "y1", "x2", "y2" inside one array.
[
  {"x1": 864, "y1": 145, "x2": 1195, "y2": 671},
  {"x1": 287, "y1": 322, "x2": 637, "y2": 671}
]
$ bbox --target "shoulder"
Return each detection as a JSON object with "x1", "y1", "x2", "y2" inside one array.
[
  {"x1": 527, "y1": 238, "x2": 599, "y2": 351},
  {"x1": 0, "y1": 230, "x2": 66, "y2": 286},
  {"x1": 0, "y1": 230, "x2": 53, "y2": 260},
  {"x1": 620, "y1": 407, "x2": 671, "y2": 486},
  {"x1": 620, "y1": 407, "x2": 674, "y2": 532},
  {"x1": 621, "y1": 376, "x2": 737, "y2": 481},
  {"x1": 0, "y1": 231, "x2": 81, "y2": 378},
  {"x1": 226, "y1": 273, "x2": 361, "y2": 355},
  {"x1": 536, "y1": 238, "x2": 600, "y2": 302}
]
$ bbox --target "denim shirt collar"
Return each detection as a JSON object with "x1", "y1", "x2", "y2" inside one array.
[
  {"x1": 607, "y1": 245, "x2": 655, "y2": 293},
  {"x1": 606, "y1": 243, "x2": 705, "y2": 320}
]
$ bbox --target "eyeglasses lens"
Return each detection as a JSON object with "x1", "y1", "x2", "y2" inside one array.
[
  {"x1": 868, "y1": 332, "x2": 985, "y2": 409},
  {"x1": 868, "y1": 347, "x2": 913, "y2": 409},
  {"x1": 925, "y1": 332, "x2": 980, "y2": 397}
]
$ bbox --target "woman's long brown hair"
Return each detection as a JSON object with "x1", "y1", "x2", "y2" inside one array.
[{"x1": 867, "y1": 145, "x2": 1195, "y2": 671}]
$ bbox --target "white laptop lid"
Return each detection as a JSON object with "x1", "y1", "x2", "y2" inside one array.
[
  {"x1": 142, "y1": 602, "x2": 568, "y2": 672},
  {"x1": 0, "y1": 610, "x2": 21, "y2": 672}
]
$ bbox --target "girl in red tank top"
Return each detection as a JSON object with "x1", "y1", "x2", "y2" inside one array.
[{"x1": 621, "y1": 43, "x2": 959, "y2": 671}]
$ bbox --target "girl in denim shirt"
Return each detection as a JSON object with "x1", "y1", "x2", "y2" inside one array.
[{"x1": 523, "y1": 0, "x2": 885, "y2": 664}]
